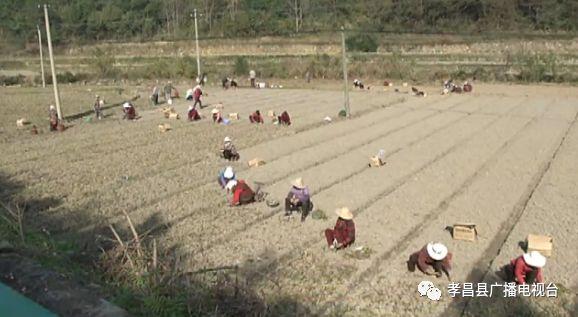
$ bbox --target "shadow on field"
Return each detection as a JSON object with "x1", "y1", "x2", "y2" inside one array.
[{"x1": 0, "y1": 172, "x2": 315, "y2": 316}]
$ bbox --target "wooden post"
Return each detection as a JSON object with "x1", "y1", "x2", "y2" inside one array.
[
  {"x1": 340, "y1": 27, "x2": 350, "y2": 118},
  {"x1": 43, "y1": 4, "x2": 63, "y2": 120},
  {"x1": 194, "y1": 9, "x2": 201, "y2": 81},
  {"x1": 36, "y1": 25, "x2": 46, "y2": 88}
]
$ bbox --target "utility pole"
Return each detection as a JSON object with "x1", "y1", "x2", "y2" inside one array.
[
  {"x1": 193, "y1": 9, "x2": 201, "y2": 82},
  {"x1": 36, "y1": 25, "x2": 46, "y2": 88},
  {"x1": 340, "y1": 27, "x2": 350, "y2": 118},
  {"x1": 43, "y1": 4, "x2": 63, "y2": 120}
]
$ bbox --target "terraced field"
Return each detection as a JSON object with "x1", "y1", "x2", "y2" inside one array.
[{"x1": 1, "y1": 84, "x2": 577, "y2": 316}]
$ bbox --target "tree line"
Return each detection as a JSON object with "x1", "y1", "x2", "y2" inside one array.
[{"x1": 1, "y1": 0, "x2": 577, "y2": 46}]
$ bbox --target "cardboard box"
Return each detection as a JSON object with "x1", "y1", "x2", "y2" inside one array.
[
  {"x1": 369, "y1": 156, "x2": 384, "y2": 167},
  {"x1": 158, "y1": 124, "x2": 171, "y2": 132},
  {"x1": 452, "y1": 223, "x2": 477, "y2": 242},
  {"x1": 229, "y1": 113, "x2": 239, "y2": 120},
  {"x1": 248, "y1": 158, "x2": 266, "y2": 168},
  {"x1": 526, "y1": 234, "x2": 553, "y2": 257}
]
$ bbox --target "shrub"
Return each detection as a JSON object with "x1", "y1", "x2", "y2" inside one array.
[
  {"x1": 233, "y1": 56, "x2": 249, "y2": 76},
  {"x1": 0, "y1": 74, "x2": 26, "y2": 86},
  {"x1": 346, "y1": 33, "x2": 378, "y2": 53},
  {"x1": 90, "y1": 47, "x2": 118, "y2": 78}
]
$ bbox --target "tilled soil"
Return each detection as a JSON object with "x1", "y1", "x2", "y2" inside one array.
[{"x1": 1, "y1": 84, "x2": 577, "y2": 316}]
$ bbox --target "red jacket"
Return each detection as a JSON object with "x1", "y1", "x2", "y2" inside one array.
[
  {"x1": 333, "y1": 218, "x2": 355, "y2": 247},
  {"x1": 511, "y1": 256, "x2": 543, "y2": 284},
  {"x1": 193, "y1": 87, "x2": 202, "y2": 100},
  {"x1": 250, "y1": 112, "x2": 263, "y2": 123},
  {"x1": 279, "y1": 111, "x2": 291, "y2": 125},
  {"x1": 231, "y1": 180, "x2": 254, "y2": 205}
]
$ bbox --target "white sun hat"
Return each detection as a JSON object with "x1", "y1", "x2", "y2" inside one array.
[
  {"x1": 426, "y1": 242, "x2": 448, "y2": 261},
  {"x1": 212, "y1": 108, "x2": 220, "y2": 114},
  {"x1": 291, "y1": 177, "x2": 305, "y2": 189},
  {"x1": 225, "y1": 179, "x2": 237, "y2": 191},
  {"x1": 523, "y1": 251, "x2": 546, "y2": 268},
  {"x1": 122, "y1": 102, "x2": 131, "y2": 108},
  {"x1": 335, "y1": 207, "x2": 353, "y2": 220},
  {"x1": 188, "y1": 105, "x2": 193, "y2": 111},
  {"x1": 224, "y1": 136, "x2": 232, "y2": 143},
  {"x1": 223, "y1": 166, "x2": 234, "y2": 179},
  {"x1": 49, "y1": 105, "x2": 55, "y2": 110}
]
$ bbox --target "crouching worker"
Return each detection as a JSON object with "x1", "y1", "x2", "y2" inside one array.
[
  {"x1": 48, "y1": 105, "x2": 59, "y2": 131},
  {"x1": 499, "y1": 251, "x2": 545, "y2": 284},
  {"x1": 277, "y1": 111, "x2": 291, "y2": 126},
  {"x1": 122, "y1": 102, "x2": 137, "y2": 120},
  {"x1": 221, "y1": 136, "x2": 240, "y2": 161},
  {"x1": 408, "y1": 242, "x2": 452, "y2": 280},
  {"x1": 285, "y1": 177, "x2": 312, "y2": 222},
  {"x1": 226, "y1": 180, "x2": 255, "y2": 206},
  {"x1": 249, "y1": 110, "x2": 264, "y2": 124},
  {"x1": 325, "y1": 207, "x2": 355, "y2": 250},
  {"x1": 218, "y1": 166, "x2": 236, "y2": 189},
  {"x1": 188, "y1": 105, "x2": 201, "y2": 121},
  {"x1": 212, "y1": 109, "x2": 223, "y2": 123}
]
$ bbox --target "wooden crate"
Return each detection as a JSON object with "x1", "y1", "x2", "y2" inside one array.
[
  {"x1": 526, "y1": 234, "x2": 553, "y2": 257},
  {"x1": 452, "y1": 223, "x2": 477, "y2": 242}
]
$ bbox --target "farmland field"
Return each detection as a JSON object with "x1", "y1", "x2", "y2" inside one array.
[{"x1": 1, "y1": 83, "x2": 578, "y2": 316}]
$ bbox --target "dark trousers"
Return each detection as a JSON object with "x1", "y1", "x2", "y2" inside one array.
[
  {"x1": 193, "y1": 99, "x2": 202, "y2": 109},
  {"x1": 285, "y1": 198, "x2": 311, "y2": 219},
  {"x1": 222, "y1": 149, "x2": 239, "y2": 161}
]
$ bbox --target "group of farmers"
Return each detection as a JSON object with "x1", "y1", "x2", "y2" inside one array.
[
  {"x1": 46, "y1": 74, "x2": 547, "y2": 288},
  {"x1": 216, "y1": 136, "x2": 547, "y2": 287}
]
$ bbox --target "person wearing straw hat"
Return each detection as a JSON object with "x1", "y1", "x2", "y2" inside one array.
[
  {"x1": 226, "y1": 179, "x2": 255, "y2": 206},
  {"x1": 48, "y1": 105, "x2": 59, "y2": 131},
  {"x1": 285, "y1": 177, "x2": 312, "y2": 221},
  {"x1": 324, "y1": 207, "x2": 355, "y2": 250},
  {"x1": 122, "y1": 102, "x2": 137, "y2": 120},
  {"x1": 407, "y1": 242, "x2": 453, "y2": 279},
  {"x1": 501, "y1": 251, "x2": 546, "y2": 284},
  {"x1": 221, "y1": 136, "x2": 240, "y2": 161},
  {"x1": 212, "y1": 108, "x2": 223, "y2": 123},
  {"x1": 218, "y1": 166, "x2": 236, "y2": 189}
]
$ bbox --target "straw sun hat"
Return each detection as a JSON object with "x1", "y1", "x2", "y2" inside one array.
[
  {"x1": 224, "y1": 136, "x2": 232, "y2": 143},
  {"x1": 291, "y1": 177, "x2": 305, "y2": 189},
  {"x1": 335, "y1": 207, "x2": 353, "y2": 220},
  {"x1": 426, "y1": 242, "x2": 448, "y2": 261},
  {"x1": 212, "y1": 108, "x2": 220, "y2": 114},
  {"x1": 523, "y1": 251, "x2": 546, "y2": 268}
]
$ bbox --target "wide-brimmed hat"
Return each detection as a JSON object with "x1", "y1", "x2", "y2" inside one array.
[
  {"x1": 122, "y1": 102, "x2": 131, "y2": 108},
  {"x1": 292, "y1": 177, "x2": 305, "y2": 189},
  {"x1": 335, "y1": 207, "x2": 353, "y2": 220},
  {"x1": 224, "y1": 136, "x2": 232, "y2": 143},
  {"x1": 225, "y1": 180, "x2": 237, "y2": 191},
  {"x1": 223, "y1": 166, "x2": 234, "y2": 179},
  {"x1": 523, "y1": 251, "x2": 546, "y2": 268},
  {"x1": 426, "y1": 242, "x2": 448, "y2": 261},
  {"x1": 212, "y1": 108, "x2": 220, "y2": 114},
  {"x1": 188, "y1": 105, "x2": 193, "y2": 111},
  {"x1": 49, "y1": 105, "x2": 55, "y2": 110}
]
